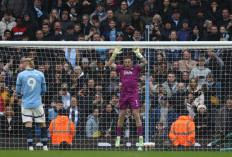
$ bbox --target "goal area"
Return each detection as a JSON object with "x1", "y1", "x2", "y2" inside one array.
[{"x1": 0, "y1": 41, "x2": 231, "y2": 151}]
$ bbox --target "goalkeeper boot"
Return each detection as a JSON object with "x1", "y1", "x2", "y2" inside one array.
[
  {"x1": 139, "y1": 136, "x2": 144, "y2": 147},
  {"x1": 115, "y1": 137, "x2": 120, "y2": 147}
]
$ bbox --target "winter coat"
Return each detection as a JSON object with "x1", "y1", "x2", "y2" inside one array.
[
  {"x1": 162, "y1": 81, "x2": 178, "y2": 98},
  {"x1": 49, "y1": 115, "x2": 75, "y2": 144},
  {"x1": 190, "y1": 67, "x2": 211, "y2": 85},
  {"x1": 86, "y1": 114, "x2": 99, "y2": 138},
  {"x1": 1, "y1": 0, "x2": 28, "y2": 17},
  {"x1": 178, "y1": 29, "x2": 192, "y2": 41},
  {"x1": 0, "y1": 17, "x2": 16, "y2": 36},
  {"x1": 169, "y1": 116, "x2": 195, "y2": 146},
  {"x1": 114, "y1": 9, "x2": 132, "y2": 24}
]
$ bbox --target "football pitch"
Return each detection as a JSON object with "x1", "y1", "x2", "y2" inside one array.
[{"x1": 0, "y1": 151, "x2": 232, "y2": 157}]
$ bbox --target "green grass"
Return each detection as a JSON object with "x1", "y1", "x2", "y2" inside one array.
[{"x1": 0, "y1": 151, "x2": 232, "y2": 157}]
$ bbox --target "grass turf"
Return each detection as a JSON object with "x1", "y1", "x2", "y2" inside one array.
[{"x1": 0, "y1": 151, "x2": 232, "y2": 157}]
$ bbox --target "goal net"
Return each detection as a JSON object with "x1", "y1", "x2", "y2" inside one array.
[{"x1": 0, "y1": 41, "x2": 231, "y2": 151}]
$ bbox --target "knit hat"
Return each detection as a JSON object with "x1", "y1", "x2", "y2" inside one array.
[{"x1": 197, "y1": 104, "x2": 207, "y2": 112}]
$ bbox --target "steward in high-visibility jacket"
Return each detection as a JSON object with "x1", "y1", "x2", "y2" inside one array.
[
  {"x1": 169, "y1": 115, "x2": 195, "y2": 146},
  {"x1": 49, "y1": 109, "x2": 76, "y2": 145}
]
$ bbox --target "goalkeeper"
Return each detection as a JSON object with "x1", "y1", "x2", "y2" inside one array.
[{"x1": 106, "y1": 47, "x2": 147, "y2": 147}]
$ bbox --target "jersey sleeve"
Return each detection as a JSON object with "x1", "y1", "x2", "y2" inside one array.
[
  {"x1": 116, "y1": 65, "x2": 123, "y2": 72},
  {"x1": 15, "y1": 74, "x2": 22, "y2": 95},
  {"x1": 135, "y1": 65, "x2": 141, "y2": 72}
]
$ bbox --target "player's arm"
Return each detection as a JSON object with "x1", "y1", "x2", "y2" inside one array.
[
  {"x1": 41, "y1": 74, "x2": 47, "y2": 95},
  {"x1": 15, "y1": 74, "x2": 22, "y2": 95},
  {"x1": 106, "y1": 47, "x2": 122, "y2": 69},
  {"x1": 133, "y1": 48, "x2": 148, "y2": 69}
]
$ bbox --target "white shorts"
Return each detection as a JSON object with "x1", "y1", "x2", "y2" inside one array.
[{"x1": 22, "y1": 105, "x2": 46, "y2": 123}]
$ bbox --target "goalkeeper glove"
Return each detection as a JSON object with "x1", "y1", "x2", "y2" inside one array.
[
  {"x1": 112, "y1": 47, "x2": 122, "y2": 58},
  {"x1": 133, "y1": 48, "x2": 143, "y2": 59}
]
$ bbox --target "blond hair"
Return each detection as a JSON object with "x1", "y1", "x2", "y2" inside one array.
[{"x1": 25, "y1": 58, "x2": 35, "y2": 69}]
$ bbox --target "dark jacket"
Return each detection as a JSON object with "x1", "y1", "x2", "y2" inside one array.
[{"x1": 0, "y1": 116, "x2": 19, "y2": 137}]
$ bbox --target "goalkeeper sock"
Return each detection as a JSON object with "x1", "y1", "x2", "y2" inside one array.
[
  {"x1": 117, "y1": 127, "x2": 123, "y2": 137},
  {"x1": 25, "y1": 127, "x2": 33, "y2": 147},
  {"x1": 41, "y1": 127, "x2": 48, "y2": 146},
  {"x1": 137, "y1": 126, "x2": 143, "y2": 136}
]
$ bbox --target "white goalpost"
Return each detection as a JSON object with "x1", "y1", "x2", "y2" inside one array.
[{"x1": 0, "y1": 41, "x2": 231, "y2": 151}]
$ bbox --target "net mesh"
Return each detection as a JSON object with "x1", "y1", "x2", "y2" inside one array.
[{"x1": 0, "y1": 44, "x2": 231, "y2": 151}]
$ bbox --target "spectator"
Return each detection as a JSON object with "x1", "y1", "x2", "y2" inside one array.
[
  {"x1": 132, "y1": 29, "x2": 143, "y2": 41},
  {"x1": 1, "y1": 0, "x2": 28, "y2": 18},
  {"x1": 168, "y1": 30, "x2": 178, "y2": 41},
  {"x1": 162, "y1": 72, "x2": 178, "y2": 98},
  {"x1": 178, "y1": 50, "x2": 197, "y2": 72},
  {"x1": 187, "y1": 25, "x2": 202, "y2": 41},
  {"x1": 185, "y1": 92, "x2": 197, "y2": 118},
  {"x1": 86, "y1": 108, "x2": 100, "y2": 138},
  {"x1": 219, "y1": 26, "x2": 230, "y2": 41},
  {"x1": 169, "y1": 110, "x2": 196, "y2": 147},
  {"x1": 150, "y1": 95, "x2": 177, "y2": 135},
  {"x1": 205, "y1": 0, "x2": 221, "y2": 24},
  {"x1": 100, "y1": 104, "x2": 117, "y2": 138},
  {"x1": 153, "y1": 122, "x2": 168, "y2": 141},
  {"x1": 35, "y1": 29, "x2": 44, "y2": 41},
  {"x1": 48, "y1": 98, "x2": 63, "y2": 121},
  {"x1": 158, "y1": 0, "x2": 172, "y2": 24},
  {"x1": 206, "y1": 25, "x2": 220, "y2": 41},
  {"x1": 90, "y1": 3, "x2": 107, "y2": 23},
  {"x1": 218, "y1": 8, "x2": 230, "y2": 28},
  {"x1": 0, "y1": 11, "x2": 16, "y2": 37},
  {"x1": 116, "y1": 31, "x2": 124, "y2": 41},
  {"x1": 69, "y1": 7, "x2": 79, "y2": 23},
  {"x1": 178, "y1": 19, "x2": 192, "y2": 41},
  {"x1": 42, "y1": 23, "x2": 52, "y2": 40},
  {"x1": 59, "y1": 83, "x2": 71, "y2": 109},
  {"x1": 140, "y1": 1, "x2": 154, "y2": 25},
  {"x1": 110, "y1": 94, "x2": 119, "y2": 113},
  {"x1": 171, "y1": 61, "x2": 182, "y2": 82},
  {"x1": 23, "y1": 12, "x2": 39, "y2": 40},
  {"x1": 68, "y1": 96, "x2": 80, "y2": 133},
  {"x1": 186, "y1": 0, "x2": 199, "y2": 27},
  {"x1": 52, "y1": 20, "x2": 64, "y2": 40},
  {"x1": 161, "y1": 20, "x2": 172, "y2": 41},
  {"x1": 60, "y1": 10, "x2": 74, "y2": 33},
  {"x1": 100, "y1": 9, "x2": 121, "y2": 34},
  {"x1": 107, "y1": 70, "x2": 119, "y2": 93},
  {"x1": 0, "y1": 81, "x2": 8, "y2": 101},
  {"x1": 129, "y1": 10, "x2": 146, "y2": 33},
  {"x1": 170, "y1": 9, "x2": 182, "y2": 31},
  {"x1": 202, "y1": 73, "x2": 219, "y2": 107},
  {"x1": 49, "y1": 9, "x2": 60, "y2": 24},
  {"x1": 126, "y1": 0, "x2": 140, "y2": 12},
  {"x1": 0, "y1": 105, "x2": 19, "y2": 137},
  {"x1": 27, "y1": 0, "x2": 48, "y2": 26},
  {"x1": 80, "y1": 0, "x2": 96, "y2": 16},
  {"x1": 101, "y1": 19, "x2": 119, "y2": 41},
  {"x1": 61, "y1": 0, "x2": 81, "y2": 15},
  {"x1": 49, "y1": 109, "x2": 76, "y2": 147},
  {"x1": 11, "y1": 17, "x2": 27, "y2": 40},
  {"x1": 194, "y1": 103, "x2": 209, "y2": 138},
  {"x1": 171, "y1": 82, "x2": 187, "y2": 114},
  {"x1": 190, "y1": 57, "x2": 211, "y2": 86},
  {"x1": 115, "y1": 1, "x2": 132, "y2": 26},
  {"x1": 92, "y1": 92, "x2": 104, "y2": 111},
  {"x1": 216, "y1": 95, "x2": 232, "y2": 136},
  {"x1": 205, "y1": 49, "x2": 224, "y2": 82},
  {"x1": 0, "y1": 94, "x2": 4, "y2": 116}
]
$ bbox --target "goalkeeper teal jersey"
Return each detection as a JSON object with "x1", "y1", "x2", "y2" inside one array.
[{"x1": 16, "y1": 69, "x2": 46, "y2": 108}]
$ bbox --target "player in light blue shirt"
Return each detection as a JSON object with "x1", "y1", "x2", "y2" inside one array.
[{"x1": 16, "y1": 58, "x2": 48, "y2": 151}]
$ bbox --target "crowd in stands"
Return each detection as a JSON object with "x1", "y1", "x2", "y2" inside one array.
[{"x1": 0, "y1": 0, "x2": 232, "y2": 147}]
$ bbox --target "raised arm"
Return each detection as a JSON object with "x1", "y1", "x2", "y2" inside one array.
[
  {"x1": 106, "y1": 47, "x2": 122, "y2": 69},
  {"x1": 133, "y1": 48, "x2": 148, "y2": 69}
]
